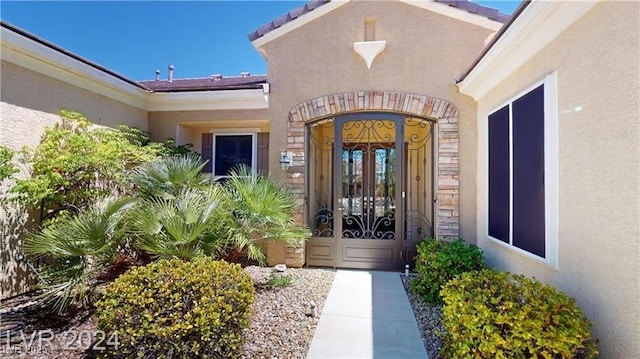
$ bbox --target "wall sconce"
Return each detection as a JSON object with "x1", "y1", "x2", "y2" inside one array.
[{"x1": 280, "y1": 149, "x2": 292, "y2": 171}]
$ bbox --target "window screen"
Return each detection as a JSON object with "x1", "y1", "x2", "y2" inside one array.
[
  {"x1": 214, "y1": 135, "x2": 253, "y2": 176},
  {"x1": 488, "y1": 105, "x2": 510, "y2": 244},
  {"x1": 512, "y1": 85, "x2": 545, "y2": 257},
  {"x1": 487, "y1": 83, "x2": 548, "y2": 259}
]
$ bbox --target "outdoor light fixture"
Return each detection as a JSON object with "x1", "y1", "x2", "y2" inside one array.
[{"x1": 280, "y1": 149, "x2": 292, "y2": 171}]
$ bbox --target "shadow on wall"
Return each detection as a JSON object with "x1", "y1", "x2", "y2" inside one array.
[{"x1": 0, "y1": 201, "x2": 38, "y2": 299}]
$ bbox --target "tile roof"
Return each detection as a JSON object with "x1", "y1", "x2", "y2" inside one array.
[
  {"x1": 248, "y1": 0, "x2": 512, "y2": 42},
  {"x1": 437, "y1": 0, "x2": 511, "y2": 23},
  {"x1": 248, "y1": 0, "x2": 329, "y2": 41},
  {"x1": 138, "y1": 75, "x2": 268, "y2": 92}
]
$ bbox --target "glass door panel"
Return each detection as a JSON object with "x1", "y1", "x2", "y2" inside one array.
[{"x1": 340, "y1": 119, "x2": 397, "y2": 240}]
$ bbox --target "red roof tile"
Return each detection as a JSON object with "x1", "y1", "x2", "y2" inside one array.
[
  {"x1": 248, "y1": 0, "x2": 512, "y2": 42},
  {"x1": 138, "y1": 75, "x2": 268, "y2": 92}
]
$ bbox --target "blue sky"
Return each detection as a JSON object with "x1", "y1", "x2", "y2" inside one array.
[{"x1": 1, "y1": 1, "x2": 520, "y2": 81}]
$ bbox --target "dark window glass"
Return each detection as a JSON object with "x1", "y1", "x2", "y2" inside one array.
[
  {"x1": 214, "y1": 135, "x2": 253, "y2": 176},
  {"x1": 512, "y1": 85, "x2": 545, "y2": 257},
  {"x1": 488, "y1": 105, "x2": 510, "y2": 243}
]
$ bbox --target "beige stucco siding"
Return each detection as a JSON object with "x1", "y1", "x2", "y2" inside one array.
[
  {"x1": 475, "y1": 2, "x2": 640, "y2": 357},
  {"x1": 1, "y1": 61, "x2": 148, "y2": 152},
  {"x1": 262, "y1": 0, "x2": 495, "y2": 240},
  {"x1": 0, "y1": 60, "x2": 149, "y2": 299},
  {"x1": 148, "y1": 109, "x2": 270, "y2": 156}
]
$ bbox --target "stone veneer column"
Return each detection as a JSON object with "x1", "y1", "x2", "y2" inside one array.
[{"x1": 287, "y1": 91, "x2": 459, "y2": 239}]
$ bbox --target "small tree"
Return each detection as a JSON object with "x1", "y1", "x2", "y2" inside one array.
[{"x1": 11, "y1": 110, "x2": 165, "y2": 222}]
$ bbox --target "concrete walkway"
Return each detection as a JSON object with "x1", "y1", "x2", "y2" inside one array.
[{"x1": 307, "y1": 270, "x2": 428, "y2": 359}]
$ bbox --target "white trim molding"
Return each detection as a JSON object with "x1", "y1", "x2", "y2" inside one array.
[
  {"x1": 457, "y1": 0, "x2": 599, "y2": 101},
  {"x1": 2, "y1": 25, "x2": 271, "y2": 113},
  {"x1": 484, "y1": 73, "x2": 559, "y2": 268},
  {"x1": 147, "y1": 89, "x2": 269, "y2": 112},
  {"x1": 1, "y1": 26, "x2": 150, "y2": 110}
]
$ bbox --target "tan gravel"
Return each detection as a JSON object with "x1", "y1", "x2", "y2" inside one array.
[
  {"x1": 241, "y1": 266, "x2": 336, "y2": 359},
  {"x1": 1, "y1": 266, "x2": 336, "y2": 359}
]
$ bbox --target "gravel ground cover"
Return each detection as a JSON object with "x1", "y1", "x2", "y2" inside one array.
[
  {"x1": 2, "y1": 269, "x2": 441, "y2": 359},
  {"x1": 0, "y1": 266, "x2": 336, "y2": 359},
  {"x1": 401, "y1": 274, "x2": 445, "y2": 359},
  {"x1": 241, "y1": 266, "x2": 335, "y2": 359}
]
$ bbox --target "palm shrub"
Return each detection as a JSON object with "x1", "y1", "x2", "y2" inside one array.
[
  {"x1": 127, "y1": 153, "x2": 211, "y2": 199},
  {"x1": 410, "y1": 238, "x2": 485, "y2": 303},
  {"x1": 221, "y1": 166, "x2": 311, "y2": 263},
  {"x1": 23, "y1": 197, "x2": 135, "y2": 313},
  {"x1": 129, "y1": 186, "x2": 232, "y2": 260},
  {"x1": 440, "y1": 269, "x2": 598, "y2": 358},
  {"x1": 96, "y1": 257, "x2": 255, "y2": 359}
]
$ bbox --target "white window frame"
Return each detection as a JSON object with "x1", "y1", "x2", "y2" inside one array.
[
  {"x1": 486, "y1": 72, "x2": 558, "y2": 268},
  {"x1": 212, "y1": 130, "x2": 258, "y2": 181}
]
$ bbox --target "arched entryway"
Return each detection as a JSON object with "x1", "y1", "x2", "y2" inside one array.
[{"x1": 286, "y1": 91, "x2": 459, "y2": 270}]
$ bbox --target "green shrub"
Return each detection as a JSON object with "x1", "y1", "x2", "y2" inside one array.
[
  {"x1": 0, "y1": 145, "x2": 17, "y2": 183},
  {"x1": 96, "y1": 257, "x2": 255, "y2": 359},
  {"x1": 267, "y1": 270, "x2": 293, "y2": 289},
  {"x1": 11, "y1": 110, "x2": 164, "y2": 219},
  {"x1": 440, "y1": 269, "x2": 598, "y2": 359},
  {"x1": 410, "y1": 238, "x2": 485, "y2": 303}
]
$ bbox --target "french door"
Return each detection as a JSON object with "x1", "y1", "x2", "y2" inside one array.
[{"x1": 307, "y1": 113, "x2": 434, "y2": 270}]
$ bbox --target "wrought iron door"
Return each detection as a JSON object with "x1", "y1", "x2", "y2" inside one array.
[
  {"x1": 340, "y1": 145, "x2": 396, "y2": 240},
  {"x1": 306, "y1": 113, "x2": 434, "y2": 270}
]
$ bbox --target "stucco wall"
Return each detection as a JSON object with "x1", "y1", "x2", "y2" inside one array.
[
  {"x1": 261, "y1": 0, "x2": 495, "y2": 240},
  {"x1": 1, "y1": 61, "x2": 148, "y2": 147},
  {"x1": 0, "y1": 60, "x2": 149, "y2": 299},
  {"x1": 474, "y1": 2, "x2": 640, "y2": 357},
  {"x1": 148, "y1": 109, "x2": 270, "y2": 156}
]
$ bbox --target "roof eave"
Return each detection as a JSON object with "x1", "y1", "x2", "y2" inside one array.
[
  {"x1": 249, "y1": 0, "x2": 509, "y2": 51},
  {"x1": 249, "y1": 1, "x2": 349, "y2": 50},
  {"x1": 457, "y1": 0, "x2": 600, "y2": 101},
  {"x1": 146, "y1": 84, "x2": 267, "y2": 93},
  {"x1": 148, "y1": 89, "x2": 269, "y2": 112},
  {"x1": 1, "y1": 21, "x2": 148, "y2": 91}
]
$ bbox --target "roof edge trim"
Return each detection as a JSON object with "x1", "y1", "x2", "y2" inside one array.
[
  {"x1": 250, "y1": 0, "x2": 348, "y2": 49},
  {"x1": 1, "y1": 21, "x2": 148, "y2": 91},
  {"x1": 399, "y1": 0, "x2": 506, "y2": 31},
  {"x1": 148, "y1": 89, "x2": 269, "y2": 112},
  {"x1": 457, "y1": 0, "x2": 599, "y2": 101}
]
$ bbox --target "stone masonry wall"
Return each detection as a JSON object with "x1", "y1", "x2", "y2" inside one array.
[{"x1": 286, "y1": 91, "x2": 459, "y2": 239}]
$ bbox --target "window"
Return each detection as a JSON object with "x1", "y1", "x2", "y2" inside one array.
[
  {"x1": 487, "y1": 73, "x2": 558, "y2": 266},
  {"x1": 213, "y1": 133, "x2": 256, "y2": 179}
]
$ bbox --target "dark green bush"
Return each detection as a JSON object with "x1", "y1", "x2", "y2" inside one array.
[
  {"x1": 96, "y1": 257, "x2": 255, "y2": 359},
  {"x1": 410, "y1": 238, "x2": 485, "y2": 303},
  {"x1": 440, "y1": 269, "x2": 598, "y2": 359}
]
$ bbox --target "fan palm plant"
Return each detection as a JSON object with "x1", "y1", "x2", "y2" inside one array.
[
  {"x1": 222, "y1": 166, "x2": 310, "y2": 260},
  {"x1": 128, "y1": 153, "x2": 212, "y2": 199},
  {"x1": 23, "y1": 196, "x2": 135, "y2": 313},
  {"x1": 129, "y1": 186, "x2": 233, "y2": 260}
]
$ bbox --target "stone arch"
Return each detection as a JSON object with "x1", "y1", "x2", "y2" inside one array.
[{"x1": 286, "y1": 90, "x2": 459, "y2": 239}]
